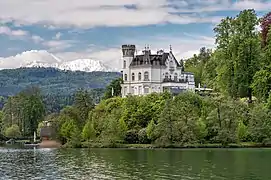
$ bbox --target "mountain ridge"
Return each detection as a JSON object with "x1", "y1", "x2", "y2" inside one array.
[{"x1": 0, "y1": 50, "x2": 117, "y2": 72}]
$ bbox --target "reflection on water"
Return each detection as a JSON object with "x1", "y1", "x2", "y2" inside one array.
[{"x1": 0, "y1": 147, "x2": 271, "y2": 179}]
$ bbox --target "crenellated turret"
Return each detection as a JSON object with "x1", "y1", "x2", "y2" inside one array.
[{"x1": 122, "y1": 44, "x2": 136, "y2": 57}]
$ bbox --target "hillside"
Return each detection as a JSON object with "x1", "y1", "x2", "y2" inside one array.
[
  {"x1": 0, "y1": 67, "x2": 121, "y2": 112},
  {"x1": 0, "y1": 67, "x2": 121, "y2": 96}
]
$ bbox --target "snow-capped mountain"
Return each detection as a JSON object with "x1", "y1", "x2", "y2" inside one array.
[
  {"x1": 59, "y1": 59, "x2": 112, "y2": 72},
  {"x1": 0, "y1": 50, "x2": 115, "y2": 72}
]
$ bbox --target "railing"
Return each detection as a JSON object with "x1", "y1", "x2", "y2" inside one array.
[{"x1": 163, "y1": 78, "x2": 188, "y2": 83}]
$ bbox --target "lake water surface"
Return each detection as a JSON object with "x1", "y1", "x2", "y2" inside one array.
[{"x1": 0, "y1": 147, "x2": 271, "y2": 179}]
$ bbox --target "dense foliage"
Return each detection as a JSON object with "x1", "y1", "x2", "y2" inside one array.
[
  {"x1": 1, "y1": 9, "x2": 271, "y2": 148},
  {"x1": 9, "y1": 90, "x2": 268, "y2": 147},
  {"x1": 184, "y1": 9, "x2": 271, "y2": 103},
  {"x1": 0, "y1": 67, "x2": 121, "y2": 110},
  {"x1": 261, "y1": 12, "x2": 271, "y2": 46},
  {"x1": 1, "y1": 86, "x2": 45, "y2": 137}
]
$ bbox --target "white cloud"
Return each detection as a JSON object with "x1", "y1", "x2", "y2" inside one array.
[
  {"x1": 0, "y1": 33, "x2": 215, "y2": 70},
  {"x1": 42, "y1": 40, "x2": 76, "y2": 52},
  {"x1": 0, "y1": 0, "x2": 246, "y2": 28},
  {"x1": 31, "y1": 35, "x2": 44, "y2": 43},
  {"x1": 0, "y1": 25, "x2": 75, "y2": 52},
  {"x1": 54, "y1": 32, "x2": 62, "y2": 40},
  {"x1": 0, "y1": 26, "x2": 28, "y2": 37},
  {"x1": 0, "y1": 25, "x2": 73, "y2": 52},
  {"x1": 56, "y1": 33, "x2": 215, "y2": 69},
  {"x1": 0, "y1": 0, "x2": 267, "y2": 71},
  {"x1": 232, "y1": 0, "x2": 271, "y2": 11},
  {"x1": 0, "y1": 50, "x2": 61, "y2": 69}
]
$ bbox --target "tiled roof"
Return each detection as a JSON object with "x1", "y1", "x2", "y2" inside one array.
[{"x1": 130, "y1": 51, "x2": 182, "y2": 68}]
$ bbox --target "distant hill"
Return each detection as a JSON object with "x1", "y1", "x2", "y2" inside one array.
[
  {"x1": 0, "y1": 67, "x2": 121, "y2": 112},
  {"x1": 0, "y1": 67, "x2": 121, "y2": 96}
]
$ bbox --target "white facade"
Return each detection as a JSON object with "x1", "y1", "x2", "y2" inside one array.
[{"x1": 120, "y1": 45, "x2": 195, "y2": 97}]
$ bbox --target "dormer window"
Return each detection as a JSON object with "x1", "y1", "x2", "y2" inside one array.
[{"x1": 169, "y1": 60, "x2": 174, "y2": 71}]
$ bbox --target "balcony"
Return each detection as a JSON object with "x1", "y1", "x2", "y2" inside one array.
[{"x1": 163, "y1": 78, "x2": 188, "y2": 83}]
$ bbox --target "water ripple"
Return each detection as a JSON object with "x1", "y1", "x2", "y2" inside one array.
[{"x1": 0, "y1": 147, "x2": 271, "y2": 179}]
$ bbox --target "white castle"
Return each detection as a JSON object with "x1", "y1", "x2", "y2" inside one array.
[{"x1": 120, "y1": 44, "x2": 195, "y2": 97}]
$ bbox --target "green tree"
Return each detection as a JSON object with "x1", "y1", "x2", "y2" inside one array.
[
  {"x1": 1, "y1": 86, "x2": 45, "y2": 137},
  {"x1": 82, "y1": 118, "x2": 96, "y2": 141},
  {"x1": 172, "y1": 93, "x2": 202, "y2": 144},
  {"x1": 184, "y1": 47, "x2": 212, "y2": 86},
  {"x1": 249, "y1": 104, "x2": 271, "y2": 143},
  {"x1": 73, "y1": 89, "x2": 95, "y2": 128},
  {"x1": 60, "y1": 116, "x2": 78, "y2": 142},
  {"x1": 146, "y1": 119, "x2": 156, "y2": 142},
  {"x1": 213, "y1": 17, "x2": 236, "y2": 97},
  {"x1": 5, "y1": 124, "x2": 21, "y2": 138},
  {"x1": 206, "y1": 98, "x2": 242, "y2": 145},
  {"x1": 99, "y1": 108, "x2": 124, "y2": 143},
  {"x1": 103, "y1": 78, "x2": 123, "y2": 99},
  {"x1": 156, "y1": 99, "x2": 176, "y2": 145},
  {"x1": 214, "y1": 10, "x2": 260, "y2": 101},
  {"x1": 118, "y1": 118, "x2": 128, "y2": 140},
  {"x1": 21, "y1": 86, "x2": 45, "y2": 136},
  {"x1": 195, "y1": 118, "x2": 207, "y2": 143},
  {"x1": 70, "y1": 125, "x2": 82, "y2": 148},
  {"x1": 237, "y1": 121, "x2": 248, "y2": 142},
  {"x1": 252, "y1": 27, "x2": 271, "y2": 101}
]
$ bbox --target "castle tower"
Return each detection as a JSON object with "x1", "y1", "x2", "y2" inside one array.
[
  {"x1": 121, "y1": 44, "x2": 136, "y2": 70},
  {"x1": 121, "y1": 45, "x2": 136, "y2": 97}
]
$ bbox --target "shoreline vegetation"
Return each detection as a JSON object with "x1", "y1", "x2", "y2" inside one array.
[
  {"x1": 1, "y1": 9, "x2": 271, "y2": 150},
  {"x1": 65, "y1": 142, "x2": 271, "y2": 149}
]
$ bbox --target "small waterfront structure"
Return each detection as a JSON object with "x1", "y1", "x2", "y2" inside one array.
[
  {"x1": 120, "y1": 44, "x2": 195, "y2": 97},
  {"x1": 40, "y1": 127, "x2": 54, "y2": 140},
  {"x1": 39, "y1": 121, "x2": 61, "y2": 148},
  {"x1": 40, "y1": 121, "x2": 55, "y2": 140}
]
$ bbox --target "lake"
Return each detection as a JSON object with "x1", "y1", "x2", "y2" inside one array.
[{"x1": 0, "y1": 147, "x2": 270, "y2": 179}]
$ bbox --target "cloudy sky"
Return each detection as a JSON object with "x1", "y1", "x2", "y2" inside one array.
[{"x1": 0, "y1": 0, "x2": 270, "y2": 69}]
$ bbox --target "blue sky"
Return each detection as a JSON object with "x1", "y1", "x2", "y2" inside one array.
[{"x1": 0, "y1": 0, "x2": 270, "y2": 69}]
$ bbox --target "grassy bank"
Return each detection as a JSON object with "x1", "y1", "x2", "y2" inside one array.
[{"x1": 62, "y1": 142, "x2": 271, "y2": 149}]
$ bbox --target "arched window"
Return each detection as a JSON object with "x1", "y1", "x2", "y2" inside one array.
[
  {"x1": 124, "y1": 74, "x2": 127, "y2": 81},
  {"x1": 174, "y1": 73, "x2": 178, "y2": 81},
  {"x1": 123, "y1": 60, "x2": 126, "y2": 68},
  {"x1": 165, "y1": 72, "x2": 169, "y2": 79},
  {"x1": 132, "y1": 73, "x2": 135, "y2": 81},
  {"x1": 138, "y1": 72, "x2": 141, "y2": 81},
  {"x1": 144, "y1": 71, "x2": 149, "y2": 81}
]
